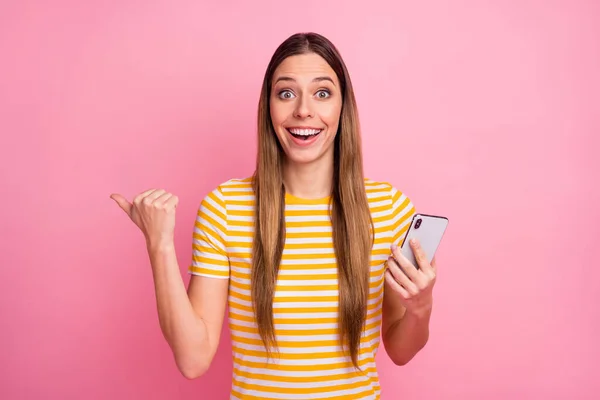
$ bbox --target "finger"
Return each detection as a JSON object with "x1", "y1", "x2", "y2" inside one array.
[
  {"x1": 391, "y1": 244, "x2": 422, "y2": 283},
  {"x1": 152, "y1": 191, "x2": 172, "y2": 206},
  {"x1": 409, "y1": 239, "x2": 434, "y2": 275},
  {"x1": 110, "y1": 194, "x2": 132, "y2": 216},
  {"x1": 385, "y1": 269, "x2": 411, "y2": 298},
  {"x1": 134, "y1": 189, "x2": 157, "y2": 205},
  {"x1": 164, "y1": 194, "x2": 179, "y2": 209},
  {"x1": 142, "y1": 189, "x2": 167, "y2": 205},
  {"x1": 386, "y1": 257, "x2": 419, "y2": 295},
  {"x1": 154, "y1": 192, "x2": 173, "y2": 206}
]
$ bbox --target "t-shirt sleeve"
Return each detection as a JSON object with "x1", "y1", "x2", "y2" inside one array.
[
  {"x1": 389, "y1": 184, "x2": 416, "y2": 247},
  {"x1": 187, "y1": 186, "x2": 230, "y2": 279}
]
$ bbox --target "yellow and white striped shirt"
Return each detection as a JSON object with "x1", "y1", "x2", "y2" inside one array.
[{"x1": 188, "y1": 177, "x2": 415, "y2": 399}]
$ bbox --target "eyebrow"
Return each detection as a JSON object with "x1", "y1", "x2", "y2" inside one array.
[{"x1": 274, "y1": 76, "x2": 336, "y2": 86}]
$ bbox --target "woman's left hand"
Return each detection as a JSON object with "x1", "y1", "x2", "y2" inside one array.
[{"x1": 385, "y1": 239, "x2": 438, "y2": 318}]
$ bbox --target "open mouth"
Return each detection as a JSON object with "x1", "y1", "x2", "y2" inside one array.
[{"x1": 286, "y1": 128, "x2": 323, "y2": 141}]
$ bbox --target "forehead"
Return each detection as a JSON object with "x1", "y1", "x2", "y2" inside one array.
[{"x1": 273, "y1": 53, "x2": 338, "y2": 84}]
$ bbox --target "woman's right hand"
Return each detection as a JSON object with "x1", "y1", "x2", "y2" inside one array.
[{"x1": 110, "y1": 189, "x2": 179, "y2": 249}]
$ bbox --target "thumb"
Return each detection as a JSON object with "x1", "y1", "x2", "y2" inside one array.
[{"x1": 110, "y1": 193, "x2": 132, "y2": 216}]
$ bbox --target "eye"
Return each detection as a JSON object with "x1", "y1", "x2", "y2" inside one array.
[
  {"x1": 278, "y1": 90, "x2": 295, "y2": 100},
  {"x1": 316, "y1": 89, "x2": 331, "y2": 99}
]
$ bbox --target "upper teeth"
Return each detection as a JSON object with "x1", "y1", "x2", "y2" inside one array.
[{"x1": 289, "y1": 128, "x2": 321, "y2": 136}]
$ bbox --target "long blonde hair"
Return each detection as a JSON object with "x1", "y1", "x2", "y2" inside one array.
[{"x1": 251, "y1": 32, "x2": 374, "y2": 369}]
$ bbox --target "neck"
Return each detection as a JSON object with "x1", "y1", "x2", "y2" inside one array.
[{"x1": 283, "y1": 154, "x2": 334, "y2": 200}]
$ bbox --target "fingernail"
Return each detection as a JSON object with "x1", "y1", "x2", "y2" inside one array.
[
  {"x1": 410, "y1": 238, "x2": 417, "y2": 246},
  {"x1": 391, "y1": 244, "x2": 397, "y2": 251}
]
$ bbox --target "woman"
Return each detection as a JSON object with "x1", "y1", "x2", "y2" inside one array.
[{"x1": 111, "y1": 32, "x2": 437, "y2": 399}]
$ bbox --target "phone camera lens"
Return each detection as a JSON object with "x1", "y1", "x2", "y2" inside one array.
[{"x1": 415, "y1": 218, "x2": 422, "y2": 229}]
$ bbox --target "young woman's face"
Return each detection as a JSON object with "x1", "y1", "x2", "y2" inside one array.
[{"x1": 270, "y1": 53, "x2": 342, "y2": 166}]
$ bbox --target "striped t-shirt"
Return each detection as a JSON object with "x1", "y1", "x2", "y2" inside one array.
[{"x1": 188, "y1": 177, "x2": 415, "y2": 399}]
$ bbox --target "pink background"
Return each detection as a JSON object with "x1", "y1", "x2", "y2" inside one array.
[{"x1": 1, "y1": 1, "x2": 599, "y2": 399}]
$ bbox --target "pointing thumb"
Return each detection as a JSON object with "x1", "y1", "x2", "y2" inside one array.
[{"x1": 110, "y1": 193, "x2": 132, "y2": 216}]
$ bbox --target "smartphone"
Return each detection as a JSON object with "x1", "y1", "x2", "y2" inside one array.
[{"x1": 400, "y1": 213, "x2": 449, "y2": 268}]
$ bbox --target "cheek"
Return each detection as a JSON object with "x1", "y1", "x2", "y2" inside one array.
[
  {"x1": 270, "y1": 100, "x2": 290, "y2": 128},
  {"x1": 321, "y1": 103, "x2": 342, "y2": 131},
  {"x1": 269, "y1": 102, "x2": 280, "y2": 126}
]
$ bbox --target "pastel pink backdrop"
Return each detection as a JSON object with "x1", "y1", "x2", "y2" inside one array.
[{"x1": 1, "y1": 1, "x2": 598, "y2": 399}]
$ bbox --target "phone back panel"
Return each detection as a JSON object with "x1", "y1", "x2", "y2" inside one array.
[{"x1": 400, "y1": 214, "x2": 449, "y2": 268}]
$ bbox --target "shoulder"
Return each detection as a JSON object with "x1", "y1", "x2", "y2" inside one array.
[
  {"x1": 364, "y1": 178, "x2": 412, "y2": 204},
  {"x1": 198, "y1": 177, "x2": 254, "y2": 213},
  {"x1": 204, "y1": 177, "x2": 254, "y2": 199},
  {"x1": 195, "y1": 177, "x2": 253, "y2": 226},
  {"x1": 216, "y1": 177, "x2": 254, "y2": 195}
]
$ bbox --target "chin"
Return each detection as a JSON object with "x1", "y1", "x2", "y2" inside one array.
[{"x1": 285, "y1": 152, "x2": 323, "y2": 165}]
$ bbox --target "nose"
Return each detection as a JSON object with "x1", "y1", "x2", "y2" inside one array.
[{"x1": 293, "y1": 95, "x2": 313, "y2": 119}]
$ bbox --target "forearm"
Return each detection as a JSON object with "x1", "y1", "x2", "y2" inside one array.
[
  {"x1": 147, "y1": 243, "x2": 210, "y2": 376},
  {"x1": 384, "y1": 307, "x2": 432, "y2": 366}
]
